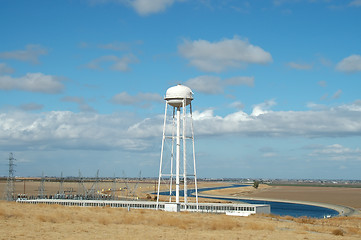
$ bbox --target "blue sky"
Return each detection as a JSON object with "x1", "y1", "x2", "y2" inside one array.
[{"x1": 1, "y1": 0, "x2": 361, "y2": 179}]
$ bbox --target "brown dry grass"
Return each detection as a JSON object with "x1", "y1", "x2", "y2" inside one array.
[{"x1": 1, "y1": 201, "x2": 361, "y2": 240}]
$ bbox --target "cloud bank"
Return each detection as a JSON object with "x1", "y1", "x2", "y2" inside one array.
[
  {"x1": 0, "y1": 111, "x2": 159, "y2": 151},
  {"x1": 2, "y1": 101, "x2": 361, "y2": 152}
]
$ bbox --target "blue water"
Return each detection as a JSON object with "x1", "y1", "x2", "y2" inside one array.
[{"x1": 159, "y1": 184, "x2": 339, "y2": 218}]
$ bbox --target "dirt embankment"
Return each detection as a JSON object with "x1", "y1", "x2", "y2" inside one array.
[{"x1": 200, "y1": 184, "x2": 361, "y2": 216}]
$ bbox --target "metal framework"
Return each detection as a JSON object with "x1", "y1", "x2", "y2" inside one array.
[
  {"x1": 38, "y1": 171, "x2": 45, "y2": 198},
  {"x1": 157, "y1": 99, "x2": 198, "y2": 210},
  {"x1": 59, "y1": 172, "x2": 64, "y2": 196},
  {"x1": 88, "y1": 170, "x2": 100, "y2": 199},
  {"x1": 77, "y1": 170, "x2": 87, "y2": 198},
  {"x1": 5, "y1": 153, "x2": 16, "y2": 201}
]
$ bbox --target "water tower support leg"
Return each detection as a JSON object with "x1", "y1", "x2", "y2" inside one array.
[
  {"x1": 176, "y1": 107, "x2": 180, "y2": 204},
  {"x1": 183, "y1": 98, "x2": 187, "y2": 207},
  {"x1": 157, "y1": 103, "x2": 168, "y2": 209},
  {"x1": 190, "y1": 103, "x2": 199, "y2": 209}
]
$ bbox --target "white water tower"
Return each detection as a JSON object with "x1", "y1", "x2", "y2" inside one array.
[{"x1": 156, "y1": 84, "x2": 198, "y2": 211}]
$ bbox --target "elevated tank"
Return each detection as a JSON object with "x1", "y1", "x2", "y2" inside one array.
[{"x1": 165, "y1": 84, "x2": 193, "y2": 107}]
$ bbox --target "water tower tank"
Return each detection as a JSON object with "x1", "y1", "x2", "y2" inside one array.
[{"x1": 165, "y1": 84, "x2": 193, "y2": 107}]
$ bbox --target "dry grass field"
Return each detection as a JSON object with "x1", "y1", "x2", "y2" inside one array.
[{"x1": 1, "y1": 200, "x2": 361, "y2": 240}]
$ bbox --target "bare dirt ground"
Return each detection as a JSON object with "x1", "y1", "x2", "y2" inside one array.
[
  {"x1": 1, "y1": 200, "x2": 361, "y2": 240},
  {"x1": 203, "y1": 185, "x2": 361, "y2": 211},
  {"x1": 201, "y1": 184, "x2": 272, "y2": 197},
  {"x1": 246, "y1": 186, "x2": 361, "y2": 210}
]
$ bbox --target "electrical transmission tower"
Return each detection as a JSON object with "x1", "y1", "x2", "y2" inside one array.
[
  {"x1": 88, "y1": 170, "x2": 100, "y2": 200},
  {"x1": 38, "y1": 171, "x2": 45, "y2": 199},
  {"x1": 112, "y1": 173, "x2": 117, "y2": 200},
  {"x1": 6, "y1": 153, "x2": 16, "y2": 201},
  {"x1": 59, "y1": 171, "x2": 64, "y2": 197},
  {"x1": 78, "y1": 170, "x2": 87, "y2": 198}
]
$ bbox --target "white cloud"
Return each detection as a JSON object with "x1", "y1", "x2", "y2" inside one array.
[
  {"x1": 111, "y1": 91, "x2": 162, "y2": 107},
  {"x1": 262, "y1": 152, "x2": 277, "y2": 158},
  {"x1": 336, "y1": 55, "x2": 361, "y2": 73},
  {"x1": 81, "y1": 40, "x2": 143, "y2": 51},
  {"x1": 88, "y1": 0, "x2": 176, "y2": 15},
  {"x1": 111, "y1": 92, "x2": 137, "y2": 105},
  {"x1": 251, "y1": 99, "x2": 276, "y2": 116},
  {"x1": 229, "y1": 101, "x2": 245, "y2": 109},
  {"x1": 309, "y1": 144, "x2": 361, "y2": 161},
  {"x1": 85, "y1": 54, "x2": 139, "y2": 71},
  {"x1": 332, "y1": 89, "x2": 342, "y2": 99},
  {"x1": 131, "y1": 0, "x2": 175, "y2": 16},
  {"x1": 259, "y1": 146, "x2": 277, "y2": 158},
  {"x1": 224, "y1": 76, "x2": 254, "y2": 87},
  {"x1": 0, "y1": 44, "x2": 48, "y2": 64},
  {"x1": 317, "y1": 55, "x2": 332, "y2": 67},
  {"x1": 185, "y1": 76, "x2": 223, "y2": 94},
  {"x1": 287, "y1": 62, "x2": 313, "y2": 70},
  {"x1": 320, "y1": 94, "x2": 328, "y2": 101},
  {"x1": 19, "y1": 103, "x2": 44, "y2": 111},
  {"x1": 61, "y1": 96, "x2": 96, "y2": 112},
  {"x1": 313, "y1": 144, "x2": 354, "y2": 154},
  {"x1": 185, "y1": 75, "x2": 254, "y2": 94},
  {"x1": 0, "y1": 73, "x2": 64, "y2": 93},
  {"x1": 349, "y1": 0, "x2": 361, "y2": 7},
  {"x1": 318, "y1": 81, "x2": 327, "y2": 87},
  {"x1": 178, "y1": 36, "x2": 272, "y2": 72},
  {"x1": 98, "y1": 42, "x2": 131, "y2": 51},
  {"x1": 0, "y1": 63, "x2": 14, "y2": 75},
  {"x1": 306, "y1": 102, "x2": 328, "y2": 110}
]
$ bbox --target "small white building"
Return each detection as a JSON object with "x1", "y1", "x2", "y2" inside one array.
[{"x1": 16, "y1": 199, "x2": 270, "y2": 216}]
